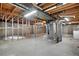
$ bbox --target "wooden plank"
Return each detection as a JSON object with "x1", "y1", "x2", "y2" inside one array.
[
  {"x1": 39, "y1": 3, "x2": 46, "y2": 6},
  {"x1": 58, "y1": 6, "x2": 79, "y2": 16},
  {"x1": 2, "y1": 3, "x2": 15, "y2": 11},
  {"x1": 7, "y1": 7, "x2": 17, "y2": 20},
  {"x1": 48, "y1": 3, "x2": 79, "y2": 14},
  {"x1": 41, "y1": 3, "x2": 55, "y2": 9}
]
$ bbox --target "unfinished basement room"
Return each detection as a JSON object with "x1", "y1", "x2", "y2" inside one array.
[{"x1": 0, "y1": 3, "x2": 79, "y2": 56}]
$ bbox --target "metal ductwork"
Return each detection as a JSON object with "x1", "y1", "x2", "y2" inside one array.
[{"x1": 12, "y1": 3, "x2": 55, "y2": 22}]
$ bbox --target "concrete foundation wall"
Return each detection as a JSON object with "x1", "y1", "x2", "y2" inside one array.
[
  {"x1": 0, "y1": 22, "x2": 46, "y2": 39},
  {"x1": 62, "y1": 24, "x2": 79, "y2": 35}
]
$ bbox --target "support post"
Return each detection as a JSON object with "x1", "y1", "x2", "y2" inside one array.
[
  {"x1": 22, "y1": 18, "x2": 23, "y2": 39},
  {"x1": 17, "y1": 18, "x2": 19, "y2": 40},
  {"x1": 26, "y1": 20, "x2": 27, "y2": 37},
  {"x1": 5, "y1": 17, "x2": 7, "y2": 40},
  {"x1": 12, "y1": 18, "x2": 14, "y2": 40}
]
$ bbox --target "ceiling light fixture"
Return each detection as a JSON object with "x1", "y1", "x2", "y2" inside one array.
[{"x1": 24, "y1": 10, "x2": 37, "y2": 17}]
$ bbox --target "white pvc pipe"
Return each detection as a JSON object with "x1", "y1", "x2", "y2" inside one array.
[
  {"x1": 5, "y1": 17, "x2": 7, "y2": 40},
  {"x1": 22, "y1": 19, "x2": 23, "y2": 39},
  {"x1": 26, "y1": 20, "x2": 27, "y2": 37},
  {"x1": 29, "y1": 20, "x2": 30, "y2": 37},
  {"x1": 12, "y1": 18, "x2": 14, "y2": 40},
  {"x1": 17, "y1": 19, "x2": 19, "y2": 40}
]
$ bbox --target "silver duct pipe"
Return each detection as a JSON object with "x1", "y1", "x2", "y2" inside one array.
[{"x1": 55, "y1": 19, "x2": 66, "y2": 43}]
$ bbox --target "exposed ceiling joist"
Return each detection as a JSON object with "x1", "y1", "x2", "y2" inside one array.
[
  {"x1": 43, "y1": 3, "x2": 57, "y2": 10},
  {"x1": 7, "y1": 7, "x2": 18, "y2": 20},
  {"x1": 1, "y1": 3, "x2": 2, "y2": 12},
  {"x1": 10, "y1": 3, "x2": 25, "y2": 11},
  {"x1": 32, "y1": 3, "x2": 43, "y2": 10},
  {"x1": 38, "y1": 3, "x2": 46, "y2": 6},
  {"x1": 58, "y1": 6, "x2": 79, "y2": 16},
  {"x1": 48, "y1": 3, "x2": 79, "y2": 14},
  {"x1": 0, "y1": 3, "x2": 24, "y2": 21}
]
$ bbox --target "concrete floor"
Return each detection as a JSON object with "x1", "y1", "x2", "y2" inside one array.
[{"x1": 0, "y1": 35, "x2": 79, "y2": 56}]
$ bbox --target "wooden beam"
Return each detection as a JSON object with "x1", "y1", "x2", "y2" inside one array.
[
  {"x1": 58, "y1": 7, "x2": 79, "y2": 16},
  {"x1": 7, "y1": 7, "x2": 17, "y2": 20},
  {"x1": 37, "y1": 3, "x2": 41, "y2": 5},
  {"x1": 39, "y1": 3, "x2": 46, "y2": 6},
  {"x1": 48, "y1": 3, "x2": 79, "y2": 14},
  {"x1": 1, "y1": 3, "x2": 2, "y2": 12},
  {"x1": 0, "y1": 3, "x2": 24, "y2": 23},
  {"x1": 42, "y1": 3, "x2": 56, "y2": 10}
]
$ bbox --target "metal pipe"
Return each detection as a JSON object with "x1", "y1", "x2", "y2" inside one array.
[{"x1": 13, "y1": 3, "x2": 53, "y2": 21}]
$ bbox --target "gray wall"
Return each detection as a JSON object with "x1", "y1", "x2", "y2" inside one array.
[
  {"x1": 0, "y1": 22, "x2": 46, "y2": 39},
  {"x1": 62, "y1": 24, "x2": 79, "y2": 35}
]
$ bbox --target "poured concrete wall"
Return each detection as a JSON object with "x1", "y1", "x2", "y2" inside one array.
[
  {"x1": 62, "y1": 24, "x2": 79, "y2": 35},
  {"x1": 0, "y1": 22, "x2": 46, "y2": 40}
]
